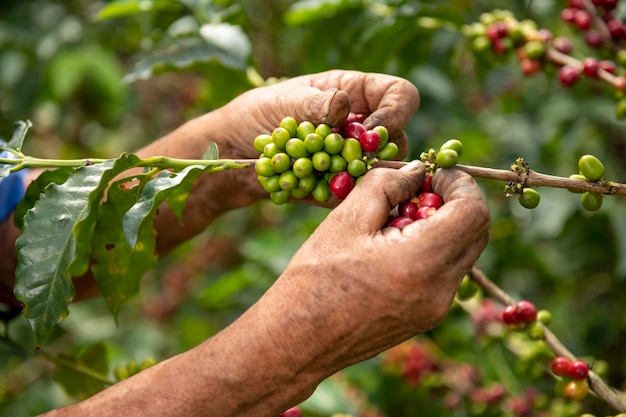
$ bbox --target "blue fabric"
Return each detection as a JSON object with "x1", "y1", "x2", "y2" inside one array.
[{"x1": 0, "y1": 151, "x2": 28, "y2": 223}]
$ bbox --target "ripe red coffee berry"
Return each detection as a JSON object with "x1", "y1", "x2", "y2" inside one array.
[
  {"x1": 344, "y1": 122, "x2": 367, "y2": 140},
  {"x1": 415, "y1": 192, "x2": 443, "y2": 209},
  {"x1": 389, "y1": 216, "x2": 415, "y2": 230},
  {"x1": 515, "y1": 300, "x2": 538, "y2": 323},
  {"x1": 399, "y1": 201, "x2": 419, "y2": 219},
  {"x1": 418, "y1": 172, "x2": 433, "y2": 194},
  {"x1": 415, "y1": 206, "x2": 437, "y2": 220},
  {"x1": 551, "y1": 356, "x2": 573, "y2": 377},
  {"x1": 359, "y1": 130, "x2": 382, "y2": 153},
  {"x1": 569, "y1": 360, "x2": 589, "y2": 380},
  {"x1": 559, "y1": 65, "x2": 580, "y2": 87},
  {"x1": 582, "y1": 57, "x2": 600, "y2": 77},
  {"x1": 279, "y1": 407, "x2": 303, "y2": 417},
  {"x1": 574, "y1": 9, "x2": 592, "y2": 30},
  {"x1": 329, "y1": 171, "x2": 355, "y2": 200},
  {"x1": 502, "y1": 305, "x2": 521, "y2": 325}
]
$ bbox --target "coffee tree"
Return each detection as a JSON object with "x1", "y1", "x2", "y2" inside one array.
[{"x1": 1, "y1": 1, "x2": 626, "y2": 416}]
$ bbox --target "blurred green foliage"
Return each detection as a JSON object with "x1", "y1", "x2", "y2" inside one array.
[{"x1": 1, "y1": 0, "x2": 626, "y2": 416}]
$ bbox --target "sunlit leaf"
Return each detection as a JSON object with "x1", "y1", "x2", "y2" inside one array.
[
  {"x1": 96, "y1": 0, "x2": 182, "y2": 20},
  {"x1": 14, "y1": 155, "x2": 140, "y2": 347}
]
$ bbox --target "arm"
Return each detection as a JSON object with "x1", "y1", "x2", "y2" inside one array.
[{"x1": 39, "y1": 163, "x2": 489, "y2": 417}]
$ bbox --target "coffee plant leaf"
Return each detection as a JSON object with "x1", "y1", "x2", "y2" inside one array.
[
  {"x1": 13, "y1": 167, "x2": 75, "y2": 230},
  {"x1": 14, "y1": 155, "x2": 141, "y2": 347},
  {"x1": 6, "y1": 119, "x2": 32, "y2": 152},
  {"x1": 52, "y1": 343, "x2": 109, "y2": 400},
  {"x1": 95, "y1": 0, "x2": 183, "y2": 21},
  {"x1": 122, "y1": 164, "x2": 209, "y2": 249},
  {"x1": 122, "y1": 23, "x2": 251, "y2": 83},
  {"x1": 91, "y1": 175, "x2": 157, "y2": 320}
]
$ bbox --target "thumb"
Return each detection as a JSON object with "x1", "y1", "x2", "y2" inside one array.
[
  {"x1": 330, "y1": 161, "x2": 425, "y2": 234},
  {"x1": 301, "y1": 89, "x2": 352, "y2": 127}
]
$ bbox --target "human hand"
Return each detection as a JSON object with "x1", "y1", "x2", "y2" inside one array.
[
  {"x1": 263, "y1": 162, "x2": 489, "y2": 373},
  {"x1": 211, "y1": 69, "x2": 420, "y2": 205}
]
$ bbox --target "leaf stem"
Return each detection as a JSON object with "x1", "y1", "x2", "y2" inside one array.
[{"x1": 0, "y1": 334, "x2": 115, "y2": 386}]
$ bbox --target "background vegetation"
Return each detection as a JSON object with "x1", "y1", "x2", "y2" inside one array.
[{"x1": 1, "y1": 0, "x2": 625, "y2": 416}]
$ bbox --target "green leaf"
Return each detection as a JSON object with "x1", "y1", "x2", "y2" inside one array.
[
  {"x1": 95, "y1": 0, "x2": 183, "y2": 20},
  {"x1": 284, "y1": 0, "x2": 361, "y2": 26},
  {"x1": 13, "y1": 167, "x2": 75, "y2": 230},
  {"x1": 202, "y1": 141, "x2": 219, "y2": 160},
  {"x1": 53, "y1": 343, "x2": 110, "y2": 400},
  {"x1": 123, "y1": 164, "x2": 209, "y2": 248},
  {"x1": 14, "y1": 155, "x2": 140, "y2": 347},
  {"x1": 91, "y1": 175, "x2": 157, "y2": 319},
  {"x1": 6, "y1": 120, "x2": 32, "y2": 152},
  {"x1": 123, "y1": 23, "x2": 251, "y2": 82}
]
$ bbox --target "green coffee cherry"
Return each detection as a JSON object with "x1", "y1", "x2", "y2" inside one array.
[
  {"x1": 263, "y1": 143, "x2": 280, "y2": 158},
  {"x1": 329, "y1": 154, "x2": 348, "y2": 173},
  {"x1": 537, "y1": 309, "x2": 552, "y2": 326},
  {"x1": 297, "y1": 175, "x2": 317, "y2": 194},
  {"x1": 292, "y1": 157, "x2": 314, "y2": 178},
  {"x1": 372, "y1": 126, "x2": 389, "y2": 150},
  {"x1": 290, "y1": 188, "x2": 309, "y2": 199},
  {"x1": 436, "y1": 149, "x2": 459, "y2": 168},
  {"x1": 312, "y1": 180, "x2": 331, "y2": 202},
  {"x1": 279, "y1": 116, "x2": 298, "y2": 137},
  {"x1": 285, "y1": 138, "x2": 308, "y2": 159},
  {"x1": 255, "y1": 157, "x2": 275, "y2": 177},
  {"x1": 261, "y1": 175, "x2": 281, "y2": 193},
  {"x1": 341, "y1": 138, "x2": 363, "y2": 163},
  {"x1": 578, "y1": 154, "x2": 605, "y2": 181},
  {"x1": 253, "y1": 134, "x2": 274, "y2": 153},
  {"x1": 271, "y1": 153, "x2": 291, "y2": 174},
  {"x1": 296, "y1": 121, "x2": 316, "y2": 140},
  {"x1": 315, "y1": 123, "x2": 332, "y2": 138},
  {"x1": 347, "y1": 159, "x2": 367, "y2": 177},
  {"x1": 324, "y1": 133, "x2": 344, "y2": 155},
  {"x1": 526, "y1": 321, "x2": 545, "y2": 341},
  {"x1": 440, "y1": 139, "x2": 464, "y2": 158},
  {"x1": 456, "y1": 274, "x2": 479, "y2": 301},
  {"x1": 518, "y1": 188, "x2": 541, "y2": 209},
  {"x1": 312, "y1": 151, "x2": 331, "y2": 172},
  {"x1": 377, "y1": 142, "x2": 399, "y2": 160},
  {"x1": 272, "y1": 127, "x2": 291, "y2": 150},
  {"x1": 278, "y1": 171, "x2": 298, "y2": 191},
  {"x1": 270, "y1": 190, "x2": 290, "y2": 205},
  {"x1": 304, "y1": 133, "x2": 325, "y2": 153},
  {"x1": 581, "y1": 192, "x2": 603, "y2": 211}
]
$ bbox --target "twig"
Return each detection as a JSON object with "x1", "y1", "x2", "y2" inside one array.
[
  {"x1": 373, "y1": 160, "x2": 626, "y2": 196},
  {"x1": 468, "y1": 266, "x2": 626, "y2": 412}
]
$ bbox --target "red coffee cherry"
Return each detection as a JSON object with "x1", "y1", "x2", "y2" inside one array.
[
  {"x1": 582, "y1": 57, "x2": 600, "y2": 77},
  {"x1": 559, "y1": 65, "x2": 580, "y2": 87},
  {"x1": 515, "y1": 300, "x2": 538, "y2": 323},
  {"x1": 329, "y1": 171, "x2": 355, "y2": 200},
  {"x1": 569, "y1": 360, "x2": 590, "y2": 380},
  {"x1": 551, "y1": 356, "x2": 573, "y2": 377},
  {"x1": 502, "y1": 305, "x2": 521, "y2": 325}
]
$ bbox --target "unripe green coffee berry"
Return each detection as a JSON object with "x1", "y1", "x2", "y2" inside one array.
[
  {"x1": 341, "y1": 138, "x2": 363, "y2": 163},
  {"x1": 312, "y1": 180, "x2": 331, "y2": 202},
  {"x1": 253, "y1": 134, "x2": 274, "y2": 154},
  {"x1": 292, "y1": 157, "x2": 313, "y2": 178},
  {"x1": 581, "y1": 192, "x2": 603, "y2": 211},
  {"x1": 297, "y1": 175, "x2": 317, "y2": 194},
  {"x1": 315, "y1": 123, "x2": 332, "y2": 138},
  {"x1": 312, "y1": 151, "x2": 331, "y2": 172},
  {"x1": 114, "y1": 365, "x2": 130, "y2": 381},
  {"x1": 518, "y1": 188, "x2": 541, "y2": 209},
  {"x1": 372, "y1": 126, "x2": 389, "y2": 150},
  {"x1": 255, "y1": 157, "x2": 276, "y2": 177},
  {"x1": 526, "y1": 321, "x2": 545, "y2": 341},
  {"x1": 278, "y1": 171, "x2": 298, "y2": 191},
  {"x1": 347, "y1": 159, "x2": 367, "y2": 177},
  {"x1": 578, "y1": 154, "x2": 605, "y2": 181},
  {"x1": 261, "y1": 175, "x2": 281, "y2": 193},
  {"x1": 290, "y1": 188, "x2": 309, "y2": 199},
  {"x1": 271, "y1": 153, "x2": 291, "y2": 174},
  {"x1": 279, "y1": 116, "x2": 298, "y2": 137},
  {"x1": 272, "y1": 127, "x2": 291, "y2": 150},
  {"x1": 304, "y1": 133, "x2": 325, "y2": 153},
  {"x1": 456, "y1": 274, "x2": 479, "y2": 301},
  {"x1": 523, "y1": 40, "x2": 545, "y2": 59},
  {"x1": 567, "y1": 174, "x2": 588, "y2": 193},
  {"x1": 436, "y1": 149, "x2": 459, "y2": 168},
  {"x1": 537, "y1": 309, "x2": 552, "y2": 326},
  {"x1": 270, "y1": 189, "x2": 290, "y2": 205},
  {"x1": 285, "y1": 138, "x2": 308, "y2": 159},
  {"x1": 139, "y1": 358, "x2": 157, "y2": 371},
  {"x1": 296, "y1": 121, "x2": 316, "y2": 140},
  {"x1": 376, "y1": 142, "x2": 399, "y2": 160},
  {"x1": 324, "y1": 133, "x2": 345, "y2": 155},
  {"x1": 263, "y1": 143, "x2": 280, "y2": 158},
  {"x1": 440, "y1": 139, "x2": 464, "y2": 158},
  {"x1": 329, "y1": 154, "x2": 348, "y2": 173}
]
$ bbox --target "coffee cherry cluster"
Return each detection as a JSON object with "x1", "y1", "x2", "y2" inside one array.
[
  {"x1": 113, "y1": 358, "x2": 157, "y2": 381},
  {"x1": 502, "y1": 300, "x2": 552, "y2": 341},
  {"x1": 575, "y1": 154, "x2": 606, "y2": 212},
  {"x1": 463, "y1": 4, "x2": 626, "y2": 118},
  {"x1": 551, "y1": 356, "x2": 591, "y2": 401},
  {"x1": 385, "y1": 171, "x2": 443, "y2": 230},
  {"x1": 254, "y1": 114, "x2": 399, "y2": 204}
]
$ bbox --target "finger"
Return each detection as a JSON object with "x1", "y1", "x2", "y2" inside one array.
[{"x1": 329, "y1": 161, "x2": 425, "y2": 234}]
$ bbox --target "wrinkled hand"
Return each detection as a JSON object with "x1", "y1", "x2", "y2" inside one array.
[
  {"x1": 263, "y1": 162, "x2": 489, "y2": 372},
  {"x1": 214, "y1": 69, "x2": 420, "y2": 204}
]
